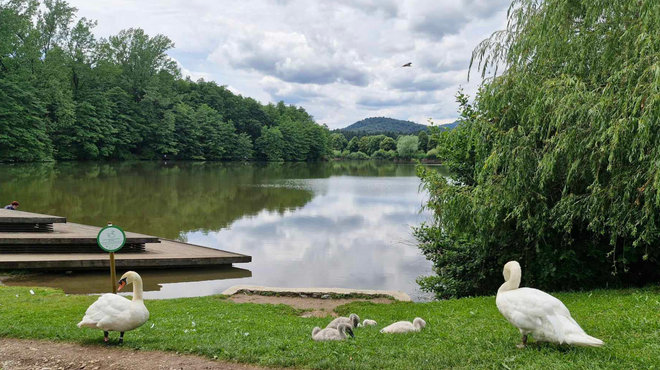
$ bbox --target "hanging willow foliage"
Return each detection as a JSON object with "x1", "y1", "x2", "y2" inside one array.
[{"x1": 416, "y1": 0, "x2": 660, "y2": 299}]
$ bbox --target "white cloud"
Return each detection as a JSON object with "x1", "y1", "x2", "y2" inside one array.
[{"x1": 66, "y1": 0, "x2": 510, "y2": 129}]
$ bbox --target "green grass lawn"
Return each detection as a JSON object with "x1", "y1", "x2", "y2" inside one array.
[{"x1": 1, "y1": 286, "x2": 659, "y2": 369}]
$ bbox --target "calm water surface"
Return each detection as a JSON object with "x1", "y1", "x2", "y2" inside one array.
[{"x1": 0, "y1": 161, "x2": 445, "y2": 301}]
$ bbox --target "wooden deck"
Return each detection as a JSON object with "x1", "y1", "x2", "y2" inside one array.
[
  {"x1": 0, "y1": 222, "x2": 159, "y2": 245},
  {"x1": 0, "y1": 239, "x2": 251, "y2": 270},
  {"x1": 0, "y1": 209, "x2": 66, "y2": 224}
]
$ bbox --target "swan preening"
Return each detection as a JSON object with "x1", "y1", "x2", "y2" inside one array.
[
  {"x1": 496, "y1": 261, "x2": 604, "y2": 348},
  {"x1": 77, "y1": 271, "x2": 150, "y2": 344},
  {"x1": 312, "y1": 323, "x2": 355, "y2": 341},
  {"x1": 380, "y1": 318, "x2": 426, "y2": 334},
  {"x1": 326, "y1": 313, "x2": 360, "y2": 329}
]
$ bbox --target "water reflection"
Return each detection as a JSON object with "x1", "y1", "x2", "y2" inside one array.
[{"x1": 0, "y1": 161, "x2": 446, "y2": 301}]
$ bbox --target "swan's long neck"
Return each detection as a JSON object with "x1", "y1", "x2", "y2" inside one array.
[
  {"x1": 498, "y1": 266, "x2": 521, "y2": 294},
  {"x1": 131, "y1": 275, "x2": 144, "y2": 302}
]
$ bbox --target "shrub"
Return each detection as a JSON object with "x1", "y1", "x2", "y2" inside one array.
[
  {"x1": 347, "y1": 151, "x2": 370, "y2": 160},
  {"x1": 425, "y1": 148, "x2": 439, "y2": 160},
  {"x1": 371, "y1": 149, "x2": 394, "y2": 160}
]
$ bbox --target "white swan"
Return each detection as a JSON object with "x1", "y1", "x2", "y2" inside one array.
[
  {"x1": 362, "y1": 319, "x2": 377, "y2": 326},
  {"x1": 326, "y1": 313, "x2": 360, "y2": 329},
  {"x1": 380, "y1": 318, "x2": 426, "y2": 333},
  {"x1": 312, "y1": 323, "x2": 355, "y2": 341},
  {"x1": 496, "y1": 261, "x2": 604, "y2": 348},
  {"x1": 77, "y1": 271, "x2": 150, "y2": 344}
]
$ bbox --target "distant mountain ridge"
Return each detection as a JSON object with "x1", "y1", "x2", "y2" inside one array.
[
  {"x1": 340, "y1": 117, "x2": 429, "y2": 134},
  {"x1": 339, "y1": 117, "x2": 458, "y2": 134}
]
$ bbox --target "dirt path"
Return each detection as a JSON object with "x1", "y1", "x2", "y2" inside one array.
[
  {"x1": 228, "y1": 295, "x2": 393, "y2": 317},
  {"x1": 0, "y1": 338, "x2": 274, "y2": 370}
]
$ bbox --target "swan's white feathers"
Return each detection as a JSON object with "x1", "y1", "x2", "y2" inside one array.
[
  {"x1": 312, "y1": 324, "x2": 353, "y2": 341},
  {"x1": 77, "y1": 272, "x2": 149, "y2": 334},
  {"x1": 496, "y1": 262, "x2": 604, "y2": 347}
]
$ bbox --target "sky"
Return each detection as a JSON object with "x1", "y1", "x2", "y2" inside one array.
[{"x1": 66, "y1": 0, "x2": 511, "y2": 129}]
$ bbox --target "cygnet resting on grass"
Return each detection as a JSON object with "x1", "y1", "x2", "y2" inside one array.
[
  {"x1": 326, "y1": 313, "x2": 360, "y2": 329},
  {"x1": 362, "y1": 319, "x2": 377, "y2": 326},
  {"x1": 380, "y1": 318, "x2": 426, "y2": 334},
  {"x1": 312, "y1": 323, "x2": 355, "y2": 341}
]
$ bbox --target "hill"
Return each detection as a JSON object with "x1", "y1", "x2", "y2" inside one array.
[{"x1": 340, "y1": 117, "x2": 429, "y2": 134}]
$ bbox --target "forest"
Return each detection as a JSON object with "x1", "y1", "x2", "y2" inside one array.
[
  {"x1": 329, "y1": 130, "x2": 441, "y2": 161},
  {"x1": 0, "y1": 0, "x2": 329, "y2": 162}
]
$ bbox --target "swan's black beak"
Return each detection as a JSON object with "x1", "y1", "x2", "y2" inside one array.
[
  {"x1": 347, "y1": 328, "x2": 355, "y2": 338},
  {"x1": 117, "y1": 278, "x2": 127, "y2": 291}
]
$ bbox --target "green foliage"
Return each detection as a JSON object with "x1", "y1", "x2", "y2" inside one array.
[
  {"x1": 347, "y1": 151, "x2": 370, "y2": 160},
  {"x1": 1, "y1": 285, "x2": 659, "y2": 369},
  {"x1": 256, "y1": 126, "x2": 284, "y2": 161},
  {"x1": 0, "y1": 78, "x2": 52, "y2": 161},
  {"x1": 330, "y1": 133, "x2": 348, "y2": 151},
  {"x1": 416, "y1": 0, "x2": 660, "y2": 299},
  {"x1": 425, "y1": 148, "x2": 439, "y2": 160},
  {"x1": 347, "y1": 137, "x2": 359, "y2": 153},
  {"x1": 418, "y1": 131, "x2": 428, "y2": 152},
  {"x1": 379, "y1": 137, "x2": 396, "y2": 151},
  {"x1": 371, "y1": 149, "x2": 395, "y2": 160},
  {"x1": 396, "y1": 135, "x2": 418, "y2": 158},
  {"x1": 0, "y1": 0, "x2": 328, "y2": 162}
]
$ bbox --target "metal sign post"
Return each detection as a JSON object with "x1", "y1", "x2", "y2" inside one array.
[{"x1": 97, "y1": 222, "x2": 126, "y2": 294}]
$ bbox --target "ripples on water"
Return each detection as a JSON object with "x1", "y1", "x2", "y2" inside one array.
[{"x1": 0, "y1": 161, "x2": 447, "y2": 301}]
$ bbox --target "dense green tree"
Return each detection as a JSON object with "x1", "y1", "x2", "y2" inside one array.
[
  {"x1": 358, "y1": 136, "x2": 370, "y2": 154},
  {"x1": 0, "y1": 78, "x2": 52, "y2": 161},
  {"x1": 347, "y1": 137, "x2": 359, "y2": 153},
  {"x1": 416, "y1": 0, "x2": 660, "y2": 299},
  {"x1": 418, "y1": 131, "x2": 428, "y2": 152},
  {"x1": 256, "y1": 126, "x2": 284, "y2": 161},
  {"x1": 379, "y1": 137, "x2": 396, "y2": 151},
  {"x1": 367, "y1": 135, "x2": 386, "y2": 155},
  {"x1": 330, "y1": 133, "x2": 348, "y2": 151},
  {"x1": 396, "y1": 136, "x2": 418, "y2": 158}
]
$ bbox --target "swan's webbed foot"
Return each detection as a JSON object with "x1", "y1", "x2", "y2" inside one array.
[
  {"x1": 103, "y1": 331, "x2": 109, "y2": 344},
  {"x1": 119, "y1": 332, "x2": 124, "y2": 345},
  {"x1": 516, "y1": 334, "x2": 528, "y2": 349}
]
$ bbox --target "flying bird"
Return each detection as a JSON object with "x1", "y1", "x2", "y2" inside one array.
[{"x1": 401, "y1": 62, "x2": 412, "y2": 67}]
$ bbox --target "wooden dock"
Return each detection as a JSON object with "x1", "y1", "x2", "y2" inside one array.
[
  {"x1": 0, "y1": 209, "x2": 66, "y2": 232},
  {"x1": 0, "y1": 211, "x2": 251, "y2": 270}
]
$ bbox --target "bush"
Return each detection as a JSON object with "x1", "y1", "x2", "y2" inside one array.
[
  {"x1": 332, "y1": 150, "x2": 342, "y2": 158},
  {"x1": 425, "y1": 148, "x2": 439, "y2": 160},
  {"x1": 371, "y1": 149, "x2": 394, "y2": 160},
  {"x1": 341, "y1": 150, "x2": 350, "y2": 157},
  {"x1": 347, "y1": 151, "x2": 370, "y2": 160},
  {"x1": 415, "y1": 0, "x2": 660, "y2": 299}
]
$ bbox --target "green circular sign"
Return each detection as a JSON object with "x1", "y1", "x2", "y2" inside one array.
[{"x1": 97, "y1": 226, "x2": 126, "y2": 252}]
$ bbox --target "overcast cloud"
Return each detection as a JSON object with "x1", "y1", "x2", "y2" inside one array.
[{"x1": 66, "y1": 0, "x2": 510, "y2": 129}]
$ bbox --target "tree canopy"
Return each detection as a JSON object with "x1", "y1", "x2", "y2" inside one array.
[
  {"x1": 416, "y1": 0, "x2": 660, "y2": 298},
  {"x1": 0, "y1": 0, "x2": 329, "y2": 162}
]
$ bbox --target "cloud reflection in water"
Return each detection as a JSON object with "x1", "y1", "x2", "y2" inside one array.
[{"x1": 187, "y1": 175, "x2": 434, "y2": 301}]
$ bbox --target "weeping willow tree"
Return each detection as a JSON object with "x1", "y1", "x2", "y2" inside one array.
[{"x1": 416, "y1": 0, "x2": 660, "y2": 298}]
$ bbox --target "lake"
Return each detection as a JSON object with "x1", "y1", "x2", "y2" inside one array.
[{"x1": 0, "y1": 161, "x2": 443, "y2": 301}]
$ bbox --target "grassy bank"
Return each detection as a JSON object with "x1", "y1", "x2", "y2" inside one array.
[{"x1": 1, "y1": 286, "x2": 659, "y2": 369}]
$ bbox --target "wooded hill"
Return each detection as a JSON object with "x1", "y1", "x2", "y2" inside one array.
[{"x1": 0, "y1": 0, "x2": 328, "y2": 162}]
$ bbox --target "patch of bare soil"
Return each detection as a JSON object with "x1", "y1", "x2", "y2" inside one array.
[
  {"x1": 228, "y1": 295, "x2": 393, "y2": 317},
  {"x1": 0, "y1": 338, "x2": 274, "y2": 370}
]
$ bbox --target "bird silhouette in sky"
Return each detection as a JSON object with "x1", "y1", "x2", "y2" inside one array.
[{"x1": 401, "y1": 62, "x2": 412, "y2": 67}]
